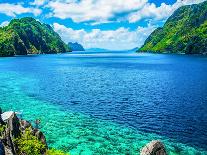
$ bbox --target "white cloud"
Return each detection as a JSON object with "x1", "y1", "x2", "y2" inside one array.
[
  {"x1": 128, "y1": 0, "x2": 206, "y2": 23},
  {"x1": 30, "y1": 0, "x2": 47, "y2": 6},
  {"x1": 47, "y1": 0, "x2": 147, "y2": 23},
  {"x1": 0, "y1": 21, "x2": 9, "y2": 27},
  {"x1": 53, "y1": 23, "x2": 156, "y2": 50},
  {"x1": 0, "y1": 3, "x2": 42, "y2": 17},
  {"x1": 46, "y1": 0, "x2": 205, "y2": 24}
]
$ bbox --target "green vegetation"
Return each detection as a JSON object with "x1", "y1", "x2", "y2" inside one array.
[
  {"x1": 0, "y1": 124, "x2": 6, "y2": 137},
  {"x1": 46, "y1": 149, "x2": 69, "y2": 155},
  {"x1": 14, "y1": 128, "x2": 69, "y2": 155},
  {"x1": 0, "y1": 17, "x2": 71, "y2": 57},
  {"x1": 14, "y1": 128, "x2": 46, "y2": 155},
  {"x1": 139, "y1": 1, "x2": 207, "y2": 54}
]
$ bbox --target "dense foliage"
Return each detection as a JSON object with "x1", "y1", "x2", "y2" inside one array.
[
  {"x1": 139, "y1": 1, "x2": 207, "y2": 54},
  {"x1": 68, "y1": 42, "x2": 85, "y2": 51},
  {"x1": 14, "y1": 128, "x2": 46, "y2": 155},
  {"x1": 46, "y1": 149, "x2": 69, "y2": 155},
  {"x1": 0, "y1": 17, "x2": 70, "y2": 57},
  {"x1": 14, "y1": 128, "x2": 69, "y2": 155}
]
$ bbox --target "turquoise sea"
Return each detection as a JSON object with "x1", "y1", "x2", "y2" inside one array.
[{"x1": 0, "y1": 51, "x2": 207, "y2": 155}]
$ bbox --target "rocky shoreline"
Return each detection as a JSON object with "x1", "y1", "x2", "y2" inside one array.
[
  {"x1": 0, "y1": 108, "x2": 47, "y2": 155},
  {"x1": 0, "y1": 108, "x2": 167, "y2": 155}
]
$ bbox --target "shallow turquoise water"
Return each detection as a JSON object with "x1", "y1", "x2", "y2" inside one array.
[{"x1": 0, "y1": 52, "x2": 207, "y2": 154}]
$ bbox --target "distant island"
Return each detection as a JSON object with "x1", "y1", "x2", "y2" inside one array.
[
  {"x1": 86, "y1": 48, "x2": 110, "y2": 52},
  {"x1": 0, "y1": 17, "x2": 71, "y2": 57},
  {"x1": 126, "y1": 47, "x2": 139, "y2": 52},
  {"x1": 68, "y1": 42, "x2": 85, "y2": 51},
  {"x1": 139, "y1": 1, "x2": 207, "y2": 54}
]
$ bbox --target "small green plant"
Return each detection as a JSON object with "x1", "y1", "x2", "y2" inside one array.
[
  {"x1": 14, "y1": 128, "x2": 46, "y2": 155},
  {"x1": 0, "y1": 124, "x2": 5, "y2": 132},
  {"x1": 0, "y1": 124, "x2": 6, "y2": 138},
  {"x1": 46, "y1": 149, "x2": 69, "y2": 155}
]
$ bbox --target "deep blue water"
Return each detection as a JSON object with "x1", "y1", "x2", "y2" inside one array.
[{"x1": 0, "y1": 51, "x2": 207, "y2": 153}]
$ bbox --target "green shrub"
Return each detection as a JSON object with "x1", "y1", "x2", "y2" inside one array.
[
  {"x1": 0, "y1": 124, "x2": 6, "y2": 137},
  {"x1": 14, "y1": 128, "x2": 46, "y2": 155},
  {"x1": 46, "y1": 149, "x2": 69, "y2": 155}
]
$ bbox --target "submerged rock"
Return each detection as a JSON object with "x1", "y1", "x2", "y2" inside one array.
[{"x1": 140, "y1": 140, "x2": 167, "y2": 155}]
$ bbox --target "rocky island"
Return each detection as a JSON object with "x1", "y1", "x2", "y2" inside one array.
[
  {"x1": 139, "y1": 1, "x2": 207, "y2": 54},
  {"x1": 0, "y1": 17, "x2": 71, "y2": 57},
  {"x1": 68, "y1": 42, "x2": 85, "y2": 51}
]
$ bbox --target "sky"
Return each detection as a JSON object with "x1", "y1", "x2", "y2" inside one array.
[{"x1": 0, "y1": 0, "x2": 205, "y2": 50}]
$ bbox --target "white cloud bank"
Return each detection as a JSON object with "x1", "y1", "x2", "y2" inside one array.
[
  {"x1": 47, "y1": 0, "x2": 147, "y2": 23},
  {"x1": 53, "y1": 23, "x2": 155, "y2": 50},
  {"x1": 0, "y1": 3, "x2": 42, "y2": 17},
  {"x1": 46, "y1": 0, "x2": 206, "y2": 24}
]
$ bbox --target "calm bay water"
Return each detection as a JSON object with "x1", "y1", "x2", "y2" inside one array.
[{"x1": 0, "y1": 51, "x2": 207, "y2": 154}]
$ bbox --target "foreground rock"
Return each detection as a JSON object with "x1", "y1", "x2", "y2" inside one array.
[
  {"x1": 140, "y1": 140, "x2": 167, "y2": 155},
  {"x1": 0, "y1": 108, "x2": 47, "y2": 155}
]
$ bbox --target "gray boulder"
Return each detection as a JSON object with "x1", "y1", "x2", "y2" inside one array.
[
  {"x1": 7, "y1": 113, "x2": 21, "y2": 139},
  {"x1": 20, "y1": 120, "x2": 31, "y2": 131},
  {"x1": 33, "y1": 129, "x2": 47, "y2": 147},
  {"x1": 19, "y1": 120, "x2": 47, "y2": 149},
  {"x1": 3, "y1": 112, "x2": 20, "y2": 155},
  {"x1": 140, "y1": 140, "x2": 167, "y2": 155}
]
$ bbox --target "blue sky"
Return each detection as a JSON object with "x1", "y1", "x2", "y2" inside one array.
[{"x1": 0, "y1": 0, "x2": 205, "y2": 50}]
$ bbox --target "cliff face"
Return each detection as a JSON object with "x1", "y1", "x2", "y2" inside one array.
[
  {"x1": 139, "y1": 1, "x2": 207, "y2": 54},
  {"x1": 0, "y1": 17, "x2": 70, "y2": 57}
]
